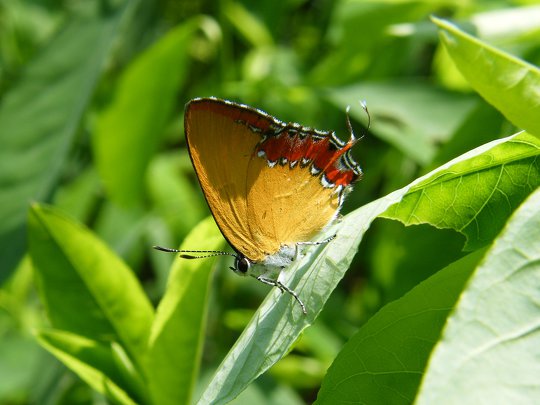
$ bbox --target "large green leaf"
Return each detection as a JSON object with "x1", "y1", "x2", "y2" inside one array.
[
  {"x1": 0, "y1": 5, "x2": 128, "y2": 282},
  {"x1": 146, "y1": 216, "x2": 223, "y2": 405},
  {"x1": 433, "y1": 17, "x2": 540, "y2": 136},
  {"x1": 383, "y1": 131, "x2": 540, "y2": 250},
  {"x1": 94, "y1": 18, "x2": 204, "y2": 207},
  {"x1": 416, "y1": 186, "x2": 540, "y2": 404},
  {"x1": 315, "y1": 249, "x2": 485, "y2": 404},
  {"x1": 28, "y1": 204, "x2": 154, "y2": 372},
  {"x1": 36, "y1": 329, "x2": 138, "y2": 405},
  {"x1": 197, "y1": 129, "x2": 536, "y2": 404}
]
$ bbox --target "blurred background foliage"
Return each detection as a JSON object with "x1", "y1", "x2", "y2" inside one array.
[{"x1": 1, "y1": 0, "x2": 539, "y2": 403}]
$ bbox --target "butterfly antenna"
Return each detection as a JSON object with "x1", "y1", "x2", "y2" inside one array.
[
  {"x1": 345, "y1": 100, "x2": 370, "y2": 142},
  {"x1": 153, "y1": 246, "x2": 237, "y2": 260}
]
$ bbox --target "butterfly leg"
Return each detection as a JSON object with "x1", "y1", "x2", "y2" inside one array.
[
  {"x1": 293, "y1": 233, "x2": 337, "y2": 259},
  {"x1": 256, "y1": 276, "x2": 307, "y2": 314},
  {"x1": 296, "y1": 234, "x2": 336, "y2": 247}
]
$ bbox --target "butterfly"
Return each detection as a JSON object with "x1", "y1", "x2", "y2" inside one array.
[{"x1": 155, "y1": 97, "x2": 366, "y2": 313}]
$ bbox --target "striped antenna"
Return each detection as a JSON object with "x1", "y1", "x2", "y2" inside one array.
[{"x1": 153, "y1": 246, "x2": 237, "y2": 260}]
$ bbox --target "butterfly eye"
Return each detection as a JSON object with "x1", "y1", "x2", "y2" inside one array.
[{"x1": 234, "y1": 256, "x2": 251, "y2": 275}]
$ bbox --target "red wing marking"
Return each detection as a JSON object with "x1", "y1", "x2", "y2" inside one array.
[
  {"x1": 259, "y1": 135, "x2": 282, "y2": 162},
  {"x1": 257, "y1": 130, "x2": 361, "y2": 188}
]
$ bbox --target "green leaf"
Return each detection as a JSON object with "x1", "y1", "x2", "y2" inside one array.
[
  {"x1": 432, "y1": 17, "x2": 540, "y2": 136},
  {"x1": 28, "y1": 204, "x2": 154, "y2": 372},
  {"x1": 0, "y1": 6, "x2": 127, "y2": 282},
  {"x1": 325, "y1": 81, "x2": 476, "y2": 165},
  {"x1": 94, "y1": 18, "x2": 202, "y2": 207},
  {"x1": 146, "y1": 216, "x2": 223, "y2": 405},
  {"x1": 416, "y1": 186, "x2": 540, "y2": 404},
  {"x1": 383, "y1": 131, "x2": 540, "y2": 250},
  {"x1": 315, "y1": 249, "x2": 485, "y2": 404},
  {"x1": 197, "y1": 131, "x2": 538, "y2": 404},
  {"x1": 36, "y1": 329, "x2": 137, "y2": 405}
]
